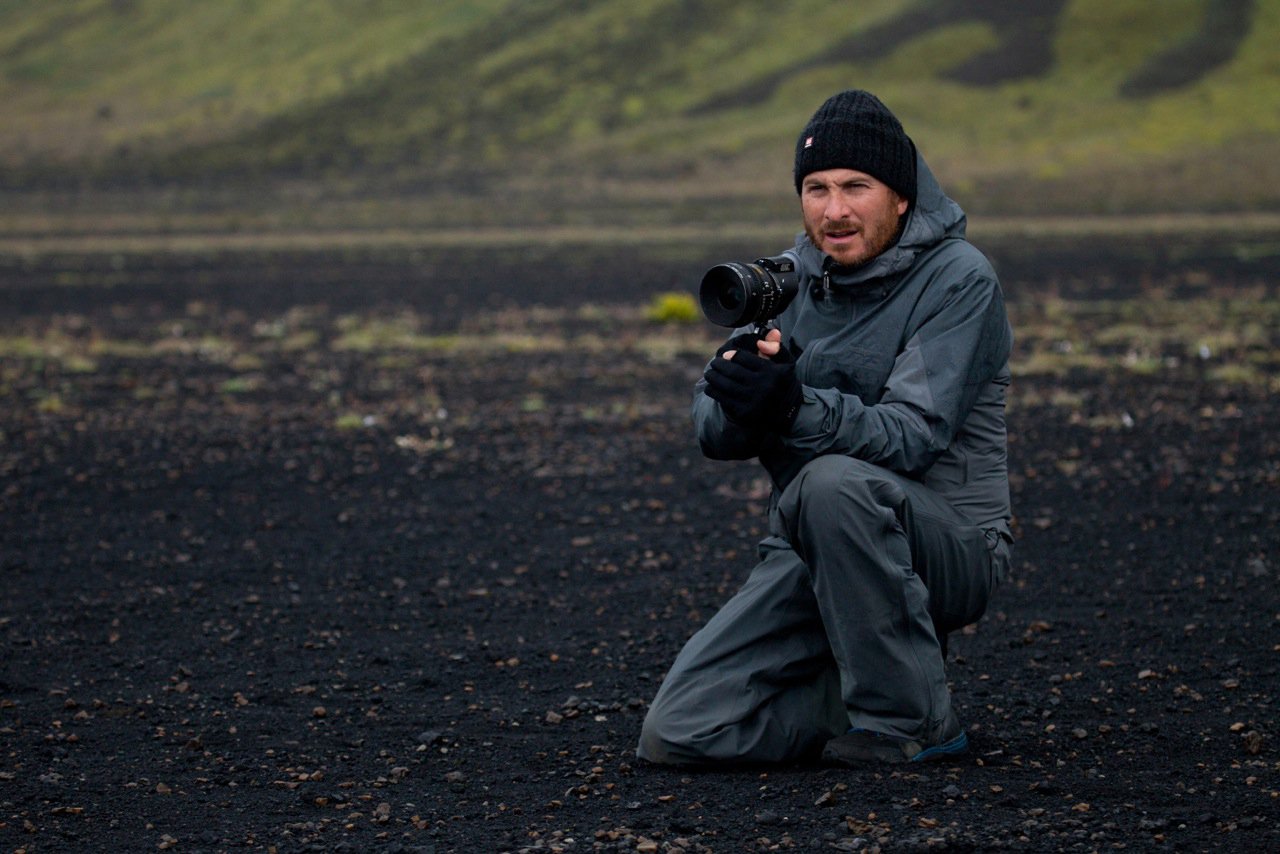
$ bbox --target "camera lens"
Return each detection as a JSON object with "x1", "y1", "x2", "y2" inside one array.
[
  {"x1": 699, "y1": 263, "x2": 757, "y2": 327},
  {"x1": 718, "y1": 288, "x2": 743, "y2": 311},
  {"x1": 698, "y1": 255, "x2": 799, "y2": 328}
]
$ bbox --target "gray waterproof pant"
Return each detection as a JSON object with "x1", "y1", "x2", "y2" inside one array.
[{"x1": 638, "y1": 455, "x2": 1007, "y2": 764}]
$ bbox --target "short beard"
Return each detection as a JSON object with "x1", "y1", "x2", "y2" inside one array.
[{"x1": 806, "y1": 214, "x2": 905, "y2": 269}]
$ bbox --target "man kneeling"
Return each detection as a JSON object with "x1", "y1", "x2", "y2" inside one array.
[{"x1": 638, "y1": 90, "x2": 1014, "y2": 766}]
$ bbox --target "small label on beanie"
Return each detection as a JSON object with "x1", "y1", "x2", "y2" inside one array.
[{"x1": 804, "y1": 136, "x2": 814, "y2": 149}]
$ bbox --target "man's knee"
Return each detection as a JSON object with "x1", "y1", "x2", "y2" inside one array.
[
  {"x1": 637, "y1": 704, "x2": 680, "y2": 764},
  {"x1": 637, "y1": 697, "x2": 708, "y2": 765},
  {"x1": 637, "y1": 675, "x2": 754, "y2": 766},
  {"x1": 792, "y1": 455, "x2": 897, "y2": 505},
  {"x1": 781, "y1": 456, "x2": 903, "y2": 538}
]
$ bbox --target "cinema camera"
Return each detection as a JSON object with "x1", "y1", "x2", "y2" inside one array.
[{"x1": 698, "y1": 253, "x2": 800, "y2": 329}]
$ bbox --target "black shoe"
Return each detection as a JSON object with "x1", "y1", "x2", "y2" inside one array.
[{"x1": 822, "y1": 712, "x2": 968, "y2": 765}]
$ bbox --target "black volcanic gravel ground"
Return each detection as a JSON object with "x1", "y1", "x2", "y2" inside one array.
[{"x1": 1, "y1": 246, "x2": 1278, "y2": 853}]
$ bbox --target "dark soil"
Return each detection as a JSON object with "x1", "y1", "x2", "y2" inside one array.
[{"x1": 1, "y1": 244, "x2": 1277, "y2": 853}]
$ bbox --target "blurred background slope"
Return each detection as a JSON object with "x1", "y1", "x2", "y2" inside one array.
[{"x1": 2, "y1": 0, "x2": 1277, "y2": 231}]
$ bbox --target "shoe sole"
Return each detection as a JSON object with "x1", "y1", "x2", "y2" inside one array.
[{"x1": 821, "y1": 730, "x2": 969, "y2": 765}]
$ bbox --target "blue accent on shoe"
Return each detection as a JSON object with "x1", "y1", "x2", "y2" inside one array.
[{"x1": 910, "y1": 730, "x2": 969, "y2": 762}]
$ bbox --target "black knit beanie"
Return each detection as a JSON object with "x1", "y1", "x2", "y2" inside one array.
[{"x1": 793, "y1": 90, "x2": 917, "y2": 202}]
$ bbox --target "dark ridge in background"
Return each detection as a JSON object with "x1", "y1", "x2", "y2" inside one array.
[
  {"x1": 691, "y1": 0, "x2": 1071, "y2": 113},
  {"x1": 1119, "y1": 0, "x2": 1255, "y2": 97}
]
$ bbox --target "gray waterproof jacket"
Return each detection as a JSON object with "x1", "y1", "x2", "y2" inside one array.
[{"x1": 693, "y1": 154, "x2": 1013, "y2": 536}]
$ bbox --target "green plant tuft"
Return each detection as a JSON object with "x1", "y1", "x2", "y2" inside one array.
[
  {"x1": 334, "y1": 413, "x2": 374, "y2": 431},
  {"x1": 645, "y1": 292, "x2": 698, "y2": 324}
]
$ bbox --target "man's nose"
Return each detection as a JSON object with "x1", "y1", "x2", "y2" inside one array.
[{"x1": 825, "y1": 193, "x2": 851, "y2": 221}]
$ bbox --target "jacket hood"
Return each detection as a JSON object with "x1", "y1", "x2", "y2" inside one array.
[{"x1": 794, "y1": 152, "x2": 967, "y2": 289}]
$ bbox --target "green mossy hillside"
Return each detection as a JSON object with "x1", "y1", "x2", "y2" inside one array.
[{"x1": 2, "y1": 0, "x2": 1277, "y2": 218}]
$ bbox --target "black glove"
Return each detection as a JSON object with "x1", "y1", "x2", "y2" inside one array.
[
  {"x1": 703, "y1": 345, "x2": 803, "y2": 432},
  {"x1": 715, "y1": 332, "x2": 762, "y2": 359}
]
